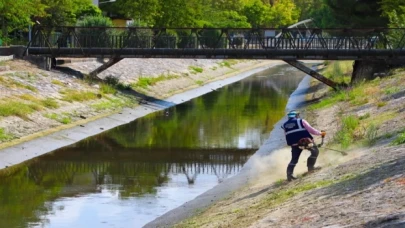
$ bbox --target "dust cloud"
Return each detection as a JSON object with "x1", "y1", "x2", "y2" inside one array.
[{"x1": 247, "y1": 145, "x2": 366, "y2": 187}]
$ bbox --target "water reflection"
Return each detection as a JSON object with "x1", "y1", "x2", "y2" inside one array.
[{"x1": 0, "y1": 64, "x2": 305, "y2": 228}]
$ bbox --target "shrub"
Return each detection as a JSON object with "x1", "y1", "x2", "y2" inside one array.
[{"x1": 76, "y1": 16, "x2": 114, "y2": 48}]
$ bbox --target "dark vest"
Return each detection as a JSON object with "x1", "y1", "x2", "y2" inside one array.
[{"x1": 283, "y1": 118, "x2": 313, "y2": 146}]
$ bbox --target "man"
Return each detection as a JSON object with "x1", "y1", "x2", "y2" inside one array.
[{"x1": 282, "y1": 110, "x2": 326, "y2": 181}]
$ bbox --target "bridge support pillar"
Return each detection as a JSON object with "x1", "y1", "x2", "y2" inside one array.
[
  {"x1": 284, "y1": 60, "x2": 341, "y2": 90},
  {"x1": 89, "y1": 57, "x2": 123, "y2": 79}
]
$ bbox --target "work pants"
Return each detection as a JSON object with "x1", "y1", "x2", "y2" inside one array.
[{"x1": 287, "y1": 145, "x2": 319, "y2": 176}]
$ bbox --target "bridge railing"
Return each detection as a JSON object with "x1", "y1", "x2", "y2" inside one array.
[{"x1": 27, "y1": 27, "x2": 405, "y2": 57}]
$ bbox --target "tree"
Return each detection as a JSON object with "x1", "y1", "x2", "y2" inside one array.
[
  {"x1": 101, "y1": 0, "x2": 159, "y2": 26},
  {"x1": 268, "y1": 0, "x2": 299, "y2": 27},
  {"x1": 38, "y1": 0, "x2": 100, "y2": 27},
  {"x1": 324, "y1": 0, "x2": 388, "y2": 28},
  {"x1": 0, "y1": 0, "x2": 45, "y2": 45},
  {"x1": 154, "y1": 0, "x2": 203, "y2": 27},
  {"x1": 243, "y1": 0, "x2": 271, "y2": 27}
]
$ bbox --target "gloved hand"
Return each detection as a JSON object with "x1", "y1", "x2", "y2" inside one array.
[{"x1": 321, "y1": 130, "x2": 326, "y2": 137}]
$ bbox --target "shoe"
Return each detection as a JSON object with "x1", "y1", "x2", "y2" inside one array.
[
  {"x1": 308, "y1": 166, "x2": 322, "y2": 173},
  {"x1": 287, "y1": 175, "x2": 297, "y2": 181}
]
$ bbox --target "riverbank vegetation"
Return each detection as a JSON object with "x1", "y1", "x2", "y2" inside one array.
[{"x1": 307, "y1": 61, "x2": 405, "y2": 150}]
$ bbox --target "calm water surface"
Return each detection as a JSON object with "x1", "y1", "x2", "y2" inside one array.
[{"x1": 0, "y1": 65, "x2": 305, "y2": 228}]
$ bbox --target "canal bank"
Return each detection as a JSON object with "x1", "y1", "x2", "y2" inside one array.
[
  {"x1": 170, "y1": 63, "x2": 405, "y2": 227},
  {"x1": 144, "y1": 69, "x2": 314, "y2": 228},
  {"x1": 0, "y1": 60, "x2": 285, "y2": 171}
]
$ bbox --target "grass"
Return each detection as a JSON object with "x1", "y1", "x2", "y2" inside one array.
[
  {"x1": 309, "y1": 81, "x2": 385, "y2": 110},
  {"x1": 41, "y1": 98, "x2": 59, "y2": 109},
  {"x1": 51, "y1": 79, "x2": 65, "y2": 86},
  {"x1": 391, "y1": 129, "x2": 405, "y2": 145},
  {"x1": 0, "y1": 101, "x2": 39, "y2": 120},
  {"x1": 91, "y1": 98, "x2": 126, "y2": 111},
  {"x1": 60, "y1": 89, "x2": 98, "y2": 102},
  {"x1": 19, "y1": 94, "x2": 59, "y2": 109},
  {"x1": 364, "y1": 123, "x2": 379, "y2": 146},
  {"x1": 195, "y1": 80, "x2": 204, "y2": 86},
  {"x1": 335, "y1": 115, "x2": 360, "y2": 149},
  {"x1": 323, "y1": 61, "x2": 353, "y2": 84},
  {"x1": 218, "y1": 60, "x2": 238, "y2": 68},
  {"x1": 100, "y1": 83, "x2": 117, "y2": 95},
  {"x1": 131, "y1": 73, "x2": 179, "y2": 89},
  {"x1": 384, "y1": 87, "x2": 401, "y2": 95},
  {"x1": 44, "y1": 113, "x2": 72, "y2": 124},
  {"x1": 0, "y1": 128, "x2": 13, "y2": 141},
  {"x1": 189, "y1": 66, "x2": 204, "y2": 74},
  {"x1": 1, "y1": 77, "x2": 38, "y2": 92}
]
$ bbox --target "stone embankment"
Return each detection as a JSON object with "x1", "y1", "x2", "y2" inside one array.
[{"x1": 0, "y1": 56, "x2": 278, "y2": 152}]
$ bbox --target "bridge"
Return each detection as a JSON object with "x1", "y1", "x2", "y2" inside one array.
[{"x1": 25, "y1": 26, "x2": 405, "y2": 88}]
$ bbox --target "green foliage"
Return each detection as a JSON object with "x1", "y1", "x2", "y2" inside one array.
[
  {"x1": 384, "y1": 87, "x2": 401, "y2": 95},
  {"x1": 391, "y1": 130, "x2": 405, "y2": 145},
  {"x1": 100, "y1": 84, "x2": 117, "y2": 95},
  {"x1": 131, "y1": 74, "x2": 179, "y2": 89},
  {"x1": 323, "y1": 0, "x2": 388, "y2": 28},
  {"x1": 195, "y1": 80, "x2": 204, "y2": 86},
  {"x1": 91, "y1": 98, "x2": 127, "y2": 111},
  {"x1": 0, "y1": 101, "x2": 39, "y2": 120},
  {"x1": 0, "y1": 128, "x2": 13, "y2": 141},
  {"x1": 76, "y1": 16, "x2": 114, "y2": 47},
  {"x1": 0, "y1": 0, "x2": 46, "y2": 45},
  {"x1": 44, "y1": 113, "x2": 71, "y2": 124},
  {"x1": 335, "y1": 115, "x2": 360, "y2": 149},
  {"x1": 51, "y1": 79, "x2": 65, "y2": 86},
  {"x1": 243, "y1": 0, "x2": 271, "y2": 27},
  {"x1": 41, "y1": 98, "x2": 59, "y2": 109},
  {"x1": 39, "y1": 0, "x2": 100, "y2": 27},
  {"x1": 76, "y1": 15, "x2": 114, "y2": 27},
  {"x1": 189, "y1": 66, "x2": 203, "y2": 74},
  {"x1": 60, "y1": 89, "x2": 98, "y2": 102}
]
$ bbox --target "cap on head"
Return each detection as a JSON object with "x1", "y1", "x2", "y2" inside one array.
[{"x1": 287, "y1": 110, "x2": 300, "y2": 118}]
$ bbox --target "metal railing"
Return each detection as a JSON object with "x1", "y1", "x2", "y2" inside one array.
[{"x1": 26, "y1": 27, "x2": 405, "y2": 59}]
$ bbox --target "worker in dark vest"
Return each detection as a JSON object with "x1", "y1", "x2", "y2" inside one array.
[{"x1": 282, "y1": 110, "x2": 326, "y2": 181}]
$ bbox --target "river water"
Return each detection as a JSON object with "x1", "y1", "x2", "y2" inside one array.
[{"x1": 0, "y1": 64, "x2": 305, "y2": 228}]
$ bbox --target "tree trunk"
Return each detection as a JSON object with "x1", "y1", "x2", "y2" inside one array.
[{"x1": 351, "y1": 60, "x2": 389, "y2": 84}]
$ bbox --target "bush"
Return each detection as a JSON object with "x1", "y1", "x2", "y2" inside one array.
[
  {"x1": 199, "y1": 29, "x2": 227, "y2": 48},
  {"x1": 124, "y1": 24, "x2": 154, "y2": 48},
  {"x1": 76, "y1": 16, "x2": 114, "y2": 48}
]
